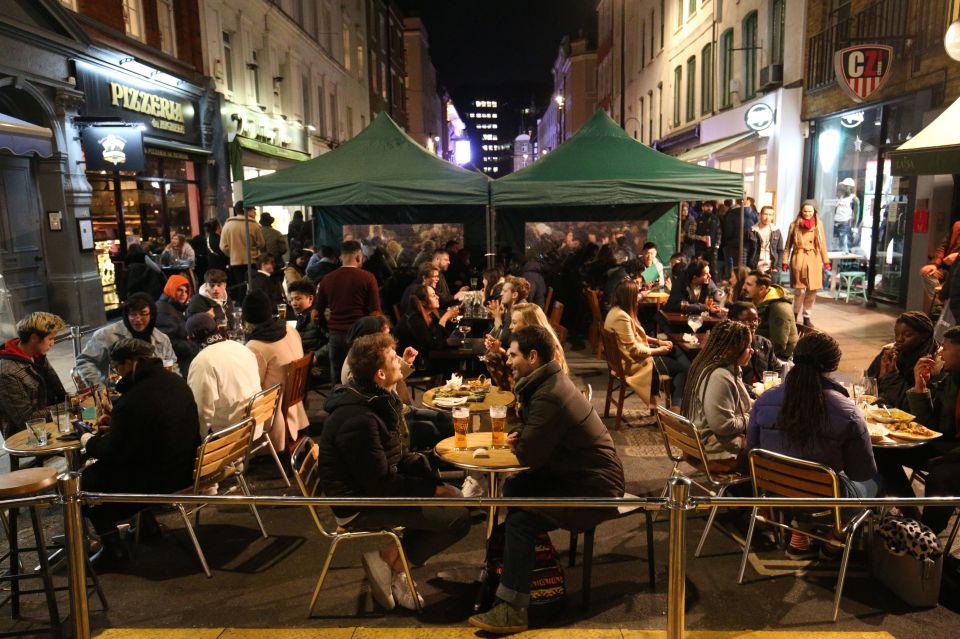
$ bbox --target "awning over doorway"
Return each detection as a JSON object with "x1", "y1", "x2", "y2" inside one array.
[
  {"x1": 890, "y1": 97, "x2": 960, "y2": 175},
  {"x1": 676, "y1": 131, "x2": 758, "y2": 163},
  {"x1": 0, "y1": 113, "x2": 53, "y2": 158}
]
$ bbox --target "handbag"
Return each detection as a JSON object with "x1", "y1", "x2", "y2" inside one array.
[{"x1": 870, "y1": 516, "x2": 943, "y2": 607}]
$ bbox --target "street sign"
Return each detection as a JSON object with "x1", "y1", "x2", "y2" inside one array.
[
  {"x1": 834, "y1": 44, "x2": 893, "y2": 103},
  {"x1": 81, "y1": 125, "x2": 145, "y2": 172}
]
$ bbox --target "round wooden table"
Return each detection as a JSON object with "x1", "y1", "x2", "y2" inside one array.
[
  {"x1": 434, "y1": 431, "x2": 527, "y2": 612},
  {"x1": 421, "y1": 386, "x2": 516, "y2": 414},
  {"x1": 3, "y1": 422, "x2": 84, "y2": 471}
]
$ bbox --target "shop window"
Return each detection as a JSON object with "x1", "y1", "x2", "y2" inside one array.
[
  {"x1": 720, "y1": 29, "x2": 733, "y2": 109},
  {"x1": 122, "y1": 0, "x2": 145, "y2": 42},
  {"x1": 685, "y1": 56, "x2": 696, "y2": 122},
  {"x1": 701, "y1": 43, "x2": 713, "y2": 114},
  {"x1": 672, "y1": 65, "x2": 681, "y2": 126},
  {"x1": 743, "y1": 11, "x2": 758, "y2": 99},
  {"x1": 157, "y1": 0, "x2": 177, "y2": 57}
]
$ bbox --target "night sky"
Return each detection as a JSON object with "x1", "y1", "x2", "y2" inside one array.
[{"x1": 395, "y1": 0, "x2": 597, "y2": 107}]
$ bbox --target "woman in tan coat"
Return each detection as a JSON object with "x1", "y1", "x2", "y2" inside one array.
[
  {"x1": 603, "y1": 278, "x2": 688, "y2": 407},
  {"x1": 242, "y1": 290, "x2": 308, "y2": 454},
  {"x1": 783, "y1": 200, "x2": 830, "y2": 327}
]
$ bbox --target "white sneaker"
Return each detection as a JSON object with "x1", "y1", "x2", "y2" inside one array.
[
  {"x1": 391, "y1": 570, "x2": 424, "y2": 610},
  {"x1": 361, "y1": 551, "x2": 395, "y2": 610},
  {"x1": 461, "y1": 475, "x2": 486, "y2": 498}
]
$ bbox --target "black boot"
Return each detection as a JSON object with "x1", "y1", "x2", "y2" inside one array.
[
  {"x1": 134, "y1": 510, "x2": 164, "y2": 543},
  {"x1": 90, "y1": 530, "x2": 130, "y2": 572}
]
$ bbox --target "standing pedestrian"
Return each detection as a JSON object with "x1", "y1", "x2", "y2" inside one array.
[
  {"x1": 691, "y1": 201, "x2": 720, "y2": 277},
  {"x1": 219, "y1": 202, "x2": 266, "y2": 300},
  {"x1": 783, "y1": 200, "x2": 829, "y2": 327},
  {"x1": 287, "y1": 210, "x2": 311, "y2": 254},
  {"x1": 259, "y1": 212, "x2": 288, "y2": 269}
]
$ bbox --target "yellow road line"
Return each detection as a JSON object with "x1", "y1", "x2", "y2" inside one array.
[{"x1": 94, "y1": 628, "x2": 898, "y2": 639}]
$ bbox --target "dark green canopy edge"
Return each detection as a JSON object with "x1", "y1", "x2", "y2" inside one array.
[
  {"x1": 491, "y1": 109, "x2": 744, "y2": 207},
  {"x1": 242, "y1": 112, "x2": 491, "y2": 206}
]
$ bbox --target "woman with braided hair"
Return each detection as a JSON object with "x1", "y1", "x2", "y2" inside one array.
[
  {"x1": 748, "y1": 331, "x2": 879, "y2": 558},
  {"x1": 681, "y1": 320, "x2": 753, "y2": 471},
  {"x1": 865, "y1": 311, "x2": 936, "y2": 411}
]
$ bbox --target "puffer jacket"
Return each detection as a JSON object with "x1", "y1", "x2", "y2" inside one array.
[
  {"x1": 0, "y1": 339, "x2": 66, "y2": 438},
  {"x1": 318, "y1": 381, "x2": 440, "y2": 518}
]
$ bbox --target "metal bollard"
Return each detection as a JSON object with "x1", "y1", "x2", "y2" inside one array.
[
  {"x1": 70, "y1": 326, "x2": 82, "y2": 360},
  {"x1": 666, "y1": 476, "x2": 693, "y2": 639},
  {"x1": 58, "y1": 473, "x2": 91, "y2": 639}
]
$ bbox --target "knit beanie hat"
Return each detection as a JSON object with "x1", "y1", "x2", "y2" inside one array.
[
  {"x1": 242, "y1": 290, "x2": 273, "y2": 325},
  {"x1": 185, "y1": 312, "x2": 218, "y2": 340}
]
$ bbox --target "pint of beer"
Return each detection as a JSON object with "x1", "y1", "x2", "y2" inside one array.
[
  {"x1": 453, "y1": 407, "x2": 470, "y2": 450},
  {"x1": 489, "y1": 405, "x2": 507, "y2": 448}
]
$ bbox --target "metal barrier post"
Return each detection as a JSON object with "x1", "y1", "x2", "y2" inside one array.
[
  {"x1": 58, "y1": 473, "x2": 90, "y2": 639},
  {"x1": 70, "y1": 326, "x2": 82, "y2": 360},
  {"x1": 666, "y1": 476, "x2": 692, "y2": 639}
]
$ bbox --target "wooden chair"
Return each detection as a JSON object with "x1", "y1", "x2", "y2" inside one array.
[
  {"x1": 174, "y1": 417, "x2": 267, "y2": 577},
  {"x1": 655, "y1": 406, "x2": 750, "y2": 556},
  {"x1": 291, "y1": 437, "x2": 421, "y2": 615},
  {"x1": 245, "y1": 384, "x2": 289, "y2": 487},
  {"x1": 543, "y1": 286, "x2": 554, "y2": 314},
  {"x1": 737, "y1": 449, "x2": 873, "y2": 622},
  {"x1": 599, "y1": 328, "x2": 635, "y2": 430},
  {"x1": 282, "y1": 353, "x2": 314, "y2": 447},
  {"x1": 549, "y1": 301, "x2": 568, "y2": 345},
  {"x1": 585, "y1": 288, "x2": 604, "y2": 359},
  {"x1": 567, "y1": 492, "x2": 656, "y2": 609}
]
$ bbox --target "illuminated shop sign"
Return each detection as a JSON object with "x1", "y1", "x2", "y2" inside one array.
[{"x1": 80, "y1": 126, "x2": 145, "y2": 172}]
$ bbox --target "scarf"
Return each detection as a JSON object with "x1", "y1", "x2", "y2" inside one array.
[{"x1": 799, "y1": 217, "x2": 816, "y2": 230}]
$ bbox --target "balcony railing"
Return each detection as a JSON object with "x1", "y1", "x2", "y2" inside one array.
[{"x1": 806, "y1": 0, "x2": 952, "y2": 92}]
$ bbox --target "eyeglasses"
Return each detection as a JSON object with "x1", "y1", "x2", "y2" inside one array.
[{"x1": 127, "y1": 310, "x2": 151, "y2": 319}]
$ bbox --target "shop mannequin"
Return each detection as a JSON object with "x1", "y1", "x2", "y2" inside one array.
[{"x1": 833, "y1": 177, "x2": 861, "y2": 252}]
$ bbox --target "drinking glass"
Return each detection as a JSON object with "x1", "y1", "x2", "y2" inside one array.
[
  {"x1": 762, "y1": 371, "x2": 780, "y2": 391},
  {"x1": 460, "y1": 323, "x2": 472, "y2": 345},
  {"x1": 860, "y1": 377, "x2": 878, "y2": 405},
  {"x1": 26, "y1": 418, "x2": 48, "y2": 446},
  {"x1": 453, "y1": 407, "x2": 470, "y2": 450},
  {"x1": 470, "y1": 277, "x2": 479, "y2": 290},
  {"x1": 687, "y1": 314, "x2": 703, "y2": 333},
  {"x1": 54, "y1": 402, "x2": 72, "y2": 435},
  {"x1": 489, "y1": 405, "x2": 507, "y2": 448},
  {"x1": 277, "y1": 304, "x2": 288, "y2": 321}
]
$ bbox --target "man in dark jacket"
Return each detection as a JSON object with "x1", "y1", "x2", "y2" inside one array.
[
  {"x1": 746, "y1": 206, "x2": 784, "y2": 273},
  {"x1": 319, "y1": 333, "x2": 470, "y2": 611},
  {"x1": 469, "y1": 326, "x2": 624, "y2": 633},
  {"x1": 742, "y1": 270, "x2": 798, "y2": 359},
  {"x1": 305, "y1": 245, "x2": 339, "y2": 282},
  {"x1": 720, "y1": 198, "x2": 759, "y2": 280},
  {"x1": 519, "y1": 256, "x2": 546, "y2": 309},
  {"x1": 0, "y1": 312, "x2": 67, "y2": 438},
  {"x1": 248, "y1": 254, "x2": 285, "y2": 308},
  {"x1": 690, "y1": 200, "x2": 721, "y2": 275},
  {"x1": 186, "y1": 268, "x2": 236, "y2": 329},
  {"x1": 728, "y1": 301, "x2": 784, "y2": 390},
  {"x1": 81, "y1": 338, "x2": 201, "y2": 564}
]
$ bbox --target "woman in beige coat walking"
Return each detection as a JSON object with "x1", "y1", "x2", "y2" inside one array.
[{"x1": 783, "y1": 200, "x2": 829, "y2": 327}]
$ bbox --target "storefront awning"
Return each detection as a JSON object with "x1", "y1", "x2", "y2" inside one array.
[
  {"x1": 235, "y1": 136, "x2": 310, "y2": 162},
  {"x1": 676, "y1": 131, "x2": 757, "y2": 163},
  {"x1": 891, "y1": 97, "x2": 960, "y2": 175},
  {"x1": 0, "y1": 113, "x2": 53, "y2": 157},
  {"x1": 143, "y1": 135, "x2": 211, "y2": 156}
]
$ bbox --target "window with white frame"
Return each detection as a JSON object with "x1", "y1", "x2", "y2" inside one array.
[
  {"x1": 157, "y1": 0, "x2": 177, "y2": 56},
  {"x1": 122, "y1": 0, "x2": 145, "y2": 42}
]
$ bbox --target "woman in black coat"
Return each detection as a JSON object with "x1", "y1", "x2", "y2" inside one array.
[{"x1": 395, "y1": 285, "x2": 459, "y2": 365}]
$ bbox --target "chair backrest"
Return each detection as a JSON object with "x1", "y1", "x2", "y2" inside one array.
[
  {"x1": 747, "y1": 448, "x2": 843, "y2": 532},
  {"x1": 585, "y1": 289, "x2": 602, "y2": 323},
  {"x1": 246, "y1": 383, "x2": 283, "y2": 439},
  {"x1": 282, "y1": 353, "x2": 313, "y2": 416},
  {"x1": 192, "y1": 417, "x2": 257, "y2": 493},
  {"x1": 290, "y1": 436, "x2": 333, "y2": 537},
  {"x1": 655, "y1": 405, "x2": 732, "y2": 485},
  {"x1": 549, "y1": 301, "x2": 564, "y2": 328},
  {"x1": 599, "y1": 328, "x2": 627, "y2": 379},
  {"x1": 544, "y1": 286, "x2": 554, "y2": 314}
]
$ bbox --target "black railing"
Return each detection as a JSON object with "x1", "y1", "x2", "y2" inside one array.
[{"x1": 805, "y1": 0, "x2": 950, "y2": 92}]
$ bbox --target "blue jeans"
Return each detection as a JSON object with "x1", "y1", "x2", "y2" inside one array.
[
  {"x1": 495, "y1": 508, "x2": 558, "y2": 607},
  {"x1": 654, "y1": 351, "x2": 690, "y2": 407}
]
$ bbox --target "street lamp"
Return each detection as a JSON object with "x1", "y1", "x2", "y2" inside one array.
[{"x1": 554, "y1": 94, "x2": 566, "y2": 144}]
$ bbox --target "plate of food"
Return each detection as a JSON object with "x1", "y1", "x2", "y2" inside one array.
[
  {"x1": 884, "y1": 421, "x2": 942, "y2": 441},
  {"x1": 433, "y1": 396, "x2": 469, "y2": 408},
  {"x1": 866, "y1": 423, "x2": 889, "y2": 444},
  {"x1": 865, "y1": 407, "x2": 915, "y2": 424}
]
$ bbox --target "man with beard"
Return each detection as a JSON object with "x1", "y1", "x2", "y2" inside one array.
[{"x1": 76, "y1": 293, "x2": 177, "y2": 387}]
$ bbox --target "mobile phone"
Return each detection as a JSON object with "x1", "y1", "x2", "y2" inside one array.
[{"x1": 72, "y1": 420, "x2": 93, "y2": 434}]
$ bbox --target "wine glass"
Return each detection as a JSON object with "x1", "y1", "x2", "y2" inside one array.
[
  {"x1": 460, "y1": 323, "x2": 472, "y2": 346},
  {"x1": 470, "y1": 277, "x2": 479, "y2": 290},
  {"x1": 860, "y1": 376, "x2": 878, "y2": 406},
  {"x1": 715, "y1": 289, "x2": 726, "y2": 306},
  {"x1": 687, "y1": 313, "x2": 703, "y2": 333}
]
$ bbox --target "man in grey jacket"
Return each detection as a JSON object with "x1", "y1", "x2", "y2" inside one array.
[
  {"x1": 76, "y1": 293, "x2": 177, "y2": 387},
  {"x1": 469, "y1": 326, "x2": 624, "y2": 634}
]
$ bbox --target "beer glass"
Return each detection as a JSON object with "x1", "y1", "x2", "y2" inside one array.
[
  {"x1": 453, "y1": 407, "x2": 470, "y2": 450},
  {"x1": 277, "y1": 304, "x2": 288, "y2": 321},
  {"x1": 762, "y1": 371, "x2": 779, "y2": 391},
  {"x1": 55, "y1": 402, "x2": 72, "y2": 435},
  {"x1": 489, "y1": 405, "x2": 507, "y2": 448},
  {"x1": 26, "y1": 418, "x2": 48, "y2": 446}
]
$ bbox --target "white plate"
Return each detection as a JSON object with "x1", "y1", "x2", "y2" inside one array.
[{"x1": 433, "y1": 396, "x2": 468, "y2": 407}]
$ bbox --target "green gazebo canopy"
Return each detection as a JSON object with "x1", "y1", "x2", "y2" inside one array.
[
  {"x1": 242, "y1": 112, "x2": 490, "y2": 206},
  {"x1": 491, "y1": 109, "x2": 744, "y2": 207}
]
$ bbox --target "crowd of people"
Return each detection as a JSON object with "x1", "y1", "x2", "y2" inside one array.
[{"x1": 6, "y1": 199, "x2": 960, "y2": 634}]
